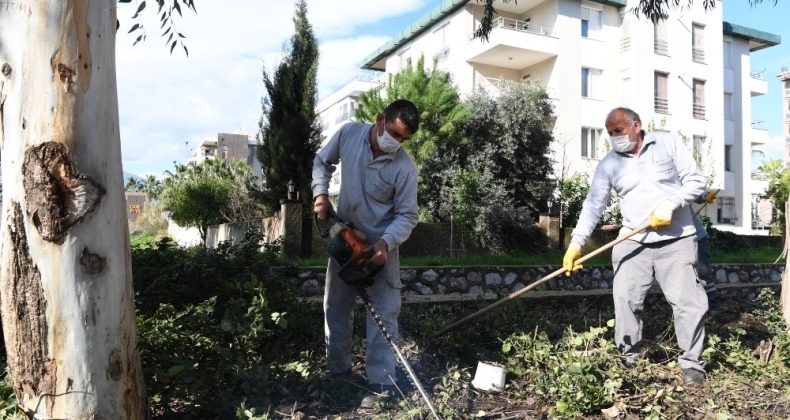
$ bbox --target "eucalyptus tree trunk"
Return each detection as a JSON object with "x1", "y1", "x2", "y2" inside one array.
[
  {"x1": 0, "y1": 1, "x2": 146, "y2": 418},
  {"x1": 783, "y1": 201, "x2": 790, "y2": 327}
]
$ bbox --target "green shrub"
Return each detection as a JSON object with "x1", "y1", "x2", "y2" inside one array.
[
  {"x1": 706, "y1": 227, "x2": 747, "y2": 252},
  {"x1": 133, "y1": 231, "x2": 321, "y2": 416},
  {"x1": 502, "y1": 321, "x2": 622, "y2": 416}
]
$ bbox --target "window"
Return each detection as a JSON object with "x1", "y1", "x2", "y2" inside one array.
[
  {"x1": 692, "y1": 23, "x2": 705, "y2": 63},
  {"x1": 725, "y1": 145, "x2": 733, "y2": 171},
  {"x1": 693, "y1": 79, "x2": 706, "y2": 119},
  {"x1": 622, "y1": 77, "x2": 631, "y2": 105},
  {"x1": 724, "y1": 93, "x2": 733, "y2": 120},
  {"x1": 397, "y1": 48, "x2": 410, "y2": 71},
  {"x1": 581, "y1": 67, "x2": 601, "y2": 98},
  {"x1": 653, "y1": 20, "x2": 668, "y2": 55},
  {"x1": 581, "y1": 127, "x2": 602, "y2": 158},
  {"x1": 581, "y1": 6, "x2": 601, "y2": 38},
  {"x1": 247, "y1": 144, "x2": 256, "y2": 166},
  {"x1": 717, "y1": 197, "x2": 736, "y2": 224},
  {"x1": 433, "y1": 22, "x2": 449, "y2": 61},
  {"x1": 654, "y1": 72, "x2": 668, "y2": 113}
]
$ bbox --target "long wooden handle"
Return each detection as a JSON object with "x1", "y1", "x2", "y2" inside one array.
[{"x1": 430, "y1": 222, "x2": 652, "y2": 339}]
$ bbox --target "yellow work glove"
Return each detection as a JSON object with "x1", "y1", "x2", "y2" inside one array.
[
  {"x1": 703, "y1": 190, "x2": 718, "y2": 204},
  {"x1": 650, "y1": 200, "x2": 676, "y2": 229},
  {"x1": 562, "y1": 242, "x2": 583, "y2": 276}
]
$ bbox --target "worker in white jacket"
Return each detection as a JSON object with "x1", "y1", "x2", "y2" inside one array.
[{"x1": 563, "y1": 107, "x2": 708, "y2": 386}]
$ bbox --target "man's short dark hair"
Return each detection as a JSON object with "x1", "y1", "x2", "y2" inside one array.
[{"x1": 383, "y1": 99, "x2": 420, "y2": 135}]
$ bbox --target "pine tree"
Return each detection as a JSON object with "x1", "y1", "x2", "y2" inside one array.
[{"x1": 257, "y1": 0, "x2": 321, "y2": 211}]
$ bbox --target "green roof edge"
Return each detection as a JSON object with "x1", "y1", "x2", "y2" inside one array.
[
  {"x1": 723, "y1": 21, "x2": 781, "y2": 51},
  {"x1": 359, "y1": 0, "x2": 469, "y2": 70},
  {"x1": 588, "y1": 0, "x2": 627, "y2": 8},
  {"x1": 359, "y1": 0, "x2": 627, "y2": 70}
]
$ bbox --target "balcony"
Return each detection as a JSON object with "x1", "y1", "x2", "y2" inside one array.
[
  {"x1": 654, "y1": 97, "x2": 669, "y2": 114},
  {"x1": 654, "y1": 39, "x2": 668, "y2": 55},
  {"x1": 692, "y1": 48, "x2": 705, "y2": 63},
  {"x1": 466, "y1": 16, "x2": 558, "y2": 70},
  {"x1": 751, "y1": 121, "x2": 769, "y2": 145},
  {"x1": 693, "y1": 103, "x2": 706, "y2": 120},
  {"x1": 749, "y1": 71, "x2": 768, "y2": 96}
]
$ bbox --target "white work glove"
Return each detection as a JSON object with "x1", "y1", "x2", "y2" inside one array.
[{"x1": 650, "y1": 200, "x2": 676, "y2": 229}]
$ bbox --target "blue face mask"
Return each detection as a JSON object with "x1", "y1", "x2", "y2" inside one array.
[{"x1": 377, "y1": 127, "x2": 402, "y2": 154}]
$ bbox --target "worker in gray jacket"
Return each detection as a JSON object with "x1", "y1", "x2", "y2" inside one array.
[
  {"x1": 312, "y1": 99, "x2": 420, "y2": 407},
  {"x1": 563, "y1": 107, "x2": 708, "y2": 386}
]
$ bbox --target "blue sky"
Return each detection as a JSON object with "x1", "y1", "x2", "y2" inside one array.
[
  {"x1": 115, "y1": 0, "x2": 788, "y2": 178},
  {"x1": 723, "y1": 0, "x2": 790, "y2": 162}
]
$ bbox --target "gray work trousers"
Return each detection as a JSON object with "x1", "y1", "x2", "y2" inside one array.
[
  {"x1": 611, "y1": 235, "x2": 707, "y2": 371},
  {"x1": 323, "y1": 258, "x2": 401, "y2": 385}
]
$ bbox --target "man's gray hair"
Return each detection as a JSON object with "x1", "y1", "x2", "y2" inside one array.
[{"x1": 607, "y1": 107, "x2": 641, "y2": 125}]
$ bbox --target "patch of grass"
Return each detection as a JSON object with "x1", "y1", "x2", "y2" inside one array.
[{"x1": 711, "y1": 246, "x2": 784, "y2": 264}]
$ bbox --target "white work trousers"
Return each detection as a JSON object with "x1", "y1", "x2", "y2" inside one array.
[
  {"x1": 611, "y1": 235, "x2": 708, "y2": 371},
  {"x1": 323, "y1": 258, "x2": 402, "y2": 385}
]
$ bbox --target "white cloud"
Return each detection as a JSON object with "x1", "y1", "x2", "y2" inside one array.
[
  {"x1": 754, "y1": 135, "x2": 786, "y2": 165},
  {"x1": 115, "y1": 0, "x2": 429, "y2": 177}
]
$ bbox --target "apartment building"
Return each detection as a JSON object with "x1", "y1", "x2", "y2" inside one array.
[
  {"x1": 188, "y1": 132, "x2": 263, "y2": 187},
  {"x1": 357, "y1": 0, "x2": 779, "y2": 234},
  {"x1": 781, "y1": 67, "x2": 790, "y2": 167},
  {"x1": 316, "y1": 74, "x2": 384, "y2": 200}
]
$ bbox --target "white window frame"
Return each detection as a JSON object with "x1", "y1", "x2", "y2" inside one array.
[
  {"x1": 692, "y1": 23, "x2": 705, "y2": 63},
  {"x1": 581, "y1": 4, "x2": 602, "y2": 39},
  {"x1": 433, "y1": 22, "x2": 450, "y2": 61},
  {"x1": 581, "y1": 67, "x2": 602, "y2": 99},
  {"x1": 581, "y1": 127, "x2": 602, "y2": 159}
]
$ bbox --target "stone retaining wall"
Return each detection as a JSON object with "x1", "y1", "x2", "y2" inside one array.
[{"x1": 291, "y1": 264, "x2": 784, "y2": 302}]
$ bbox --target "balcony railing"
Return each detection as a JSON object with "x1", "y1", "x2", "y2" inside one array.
[
  {"x1": 752, "y1": 120, "x2": 767, "y2": 130},
  {"x1": 654, "y1": 97, "x2": 669, "y2": 114},
  {"x1": 654, "y1": 39, "x2": 668, "y2": 55},
  {"x1": 492, "y1": 16, "x2": 553, "y2": 37},
  {"x1": 693, "y1": 103, "x2": 706, "y2": 120},
  {"x1": 692, "y1": 48, "x2": 705, "y2": 63},
  {"x1": 750, "y1": 71, "x2": 765, "y2": 80}
]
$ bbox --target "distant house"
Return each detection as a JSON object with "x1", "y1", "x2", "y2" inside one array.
[{"x1": 188, "y1": 132, "x2": 263, "y2": 188}]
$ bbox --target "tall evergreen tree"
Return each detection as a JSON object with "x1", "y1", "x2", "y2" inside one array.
[{"x1": 257, "y1": 0, "x2": 321, "y2": 210}]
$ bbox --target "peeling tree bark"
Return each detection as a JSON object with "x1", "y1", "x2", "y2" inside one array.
[{"x1": 0, "y1": 1, "x2": 147, "y2": 418}]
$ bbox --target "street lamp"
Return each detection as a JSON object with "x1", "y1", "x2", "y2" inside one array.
[{"x1": 287, "y1": 179, "x2": 296, "y2": 201}]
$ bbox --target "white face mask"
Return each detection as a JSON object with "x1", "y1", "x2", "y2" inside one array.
[
  {"x1": 610, "y1": 125, "x2": 635, "y2": 153},
  {"x1": 377, "y1": 126, "x2": 402, "y2": 154}
]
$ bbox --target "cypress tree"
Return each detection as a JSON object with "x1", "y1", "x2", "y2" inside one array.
[{"x1": 258, "y1": 0, "x2": 321, "y2": 211}]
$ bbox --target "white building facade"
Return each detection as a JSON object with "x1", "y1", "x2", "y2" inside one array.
[
  {"x1": 357, "y1": 0, "x2": 779, "y2": 234},
  {"x1": 780, "y1": 67, "x2": 790, "y2": 167}
]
